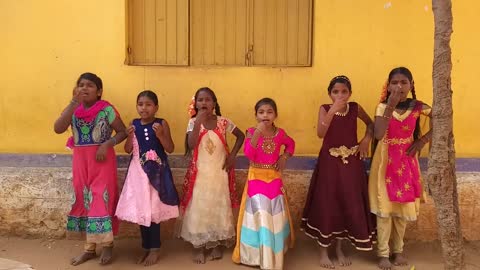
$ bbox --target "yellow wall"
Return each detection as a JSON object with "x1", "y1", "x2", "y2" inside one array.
[{"x1": 1, "y1": 0, "x2": 479, "y2": 157}]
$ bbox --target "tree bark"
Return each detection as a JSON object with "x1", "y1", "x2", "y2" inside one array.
[{"x1": 428, "y1": 1, "x2": 465, "y2": 269}]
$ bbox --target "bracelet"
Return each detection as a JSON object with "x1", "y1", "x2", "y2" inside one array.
[
  {"x1": 70, "y1": 99, "x2": 79, "y2": 106},
  {"x1": 385, "y1": 104, "x2": 395, "y2": 111},
  {"x1": 110, "y1": 137, "x2": 117, "y2": 145},
  {"x1": 321, "y1": 121, "x2": 329, "y2": 127},
  {"x1": 380, "y1": 114, "x2": 391, "y2": 119}
]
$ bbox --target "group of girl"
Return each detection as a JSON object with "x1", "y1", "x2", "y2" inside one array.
[{"x1": 53, "y1": 66, "x2": 432, "y2": 270}]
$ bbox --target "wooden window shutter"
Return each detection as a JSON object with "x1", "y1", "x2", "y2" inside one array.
[
  {"x1": 251, "y1": 0, "x2": 312, "y2": 66},
  {"x1": 127, "y1": 0, "x2": 189, "y2": 65}
]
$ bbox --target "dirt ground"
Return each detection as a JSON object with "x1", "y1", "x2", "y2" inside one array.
[{"x1": 0, "y1": 234, "x2": 479, "y2": 270}]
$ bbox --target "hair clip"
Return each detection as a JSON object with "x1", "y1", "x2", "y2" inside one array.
[
  {"x1": 187, "y1": 96, "x2": 196, "y2": 117},
  {"x1": 332, "y1": 75, "x2": 350, "y2": 83}
]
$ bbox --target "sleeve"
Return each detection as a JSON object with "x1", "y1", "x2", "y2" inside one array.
[
  {"x1": 186, "y1": 118, "x2": 195, "y2": 132},
  {"x1": 243, "y1": 128, "x2": 258, "y2": 161},
  {"x1": 225, "y1": 118, "x2": 237, "y2": 133},
  {"x1": 375, "y1": 103, "x2": 386, "y2": 117},
  {"x1": 282, "y1": 131, "x2": 295, "y2": 156},
  {"x1": 105, "y1": 106, "x2": 117, "y2": 124},
  {"x1": 421, "y1": 103, "x2": 432, "y2": 116}
]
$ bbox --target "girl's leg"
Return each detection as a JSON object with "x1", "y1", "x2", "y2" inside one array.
[
  {"x1": 376, "y1": 216, "x2": 393, "y2": 270},
  {"x1": 335, "y1": 239, "x2": 351, "y2": 266},
  {"x1": 137, "y1": 225, "x2": 150, "y2": 264},
  {"x1": 99, "y1": 241, "x2": 114, "y2": 265},
  {"x1": 192, "y1": 247, "x2": 206, "y2": 264},
  {"x1": 391, "y1": 217, "x2": 408, "y2": 266},
  {"x1": 207, "y1": 246, "x2": 223, "y2": 260},
  {"x1": 143, "y1": 223, "x2": 161, "y2": 266},
  {"x1": 70, "y1": 242, "x2": 96, "y2": 266},
  {"x1": 319, "y1": 246, "x2": 334, "y2": 269}
]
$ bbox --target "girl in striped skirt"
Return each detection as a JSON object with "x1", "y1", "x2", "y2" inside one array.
[{"x1": 232, "y1": 97, "x2": 295, "y2": 270}]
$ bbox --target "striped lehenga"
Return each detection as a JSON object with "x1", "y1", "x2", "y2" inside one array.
[{"x1": 232, "y1": 127, "x2": 295, "y2": 270}]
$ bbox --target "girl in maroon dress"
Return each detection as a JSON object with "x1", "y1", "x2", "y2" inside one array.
[{"x1": 301, "y1": 75, "x2": 376, "y2": 268}]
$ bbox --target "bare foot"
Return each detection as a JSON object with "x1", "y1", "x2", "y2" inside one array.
[
  {"x1": 99, "y1": 246, "x2": 113, "y2": 265},
  {"x1": 192, "y1": 248, "x2": 205, "y2": 264},
  {"x1": 207, "y1": 247, "x2": 223, "y2": 261},
  {"x1": 335, "y1": 240, "x2": 351, "y2": 267},
  {"x1": 70, "y1": 252, "x2": 96, "y2": 266},
  {"x1": 392, "y1": 253, "x2": 408, "y2": 266},
  {"x1": 319, "y1": 247, "x2": 335, "y2": 269},
  {"x1": 378, "y1": 257, "x2": 393, "y2": 270},
  {"x1": 143, "y1": 250, "x2": 160, "y2": 266},
  {"x1": 137, "y1": 250, "x2": 149, "y2": 264}
]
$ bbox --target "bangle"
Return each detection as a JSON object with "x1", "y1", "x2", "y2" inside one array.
[
  {"x1": 380, "y1": 114, "x2": 391, "y2": 119},
  {"x1": 110, "y1": 137, "x2": 117, "y2": 145},
  {"x1": 70, "y1": 99, "x2": 79, "y2": 106},
  {"x1": 385, "y1": 104, "x2": 394, "y2": 110},
  {"x1": 321, "y1": 121, "x2": 329, "y2": 127}
]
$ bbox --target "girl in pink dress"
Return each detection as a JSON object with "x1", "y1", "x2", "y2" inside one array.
[
  {"x1": 116, "y1": 90, "x2": 179, "y2": 266},
  {"x1": 369, "y1": 67, "x2": 432, "y2": 270},
  {"x1": 232, "y1": 98, "x2": 295, "y2": 270},
  {"x1": 54, "y1": 73, "x2": 127, "y2": 266}
]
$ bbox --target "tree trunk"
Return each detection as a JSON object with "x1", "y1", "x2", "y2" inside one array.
[{"x1": 428, "y1": 1, "x2": 465, "y2": 269}]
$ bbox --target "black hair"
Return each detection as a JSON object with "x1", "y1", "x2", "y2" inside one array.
[
  {"x1": 328, "y1": 75, "x2": 352, "y2": 94},
  {"x1": 77, "y1": 72, "x2": 103, "y2": 100},
  {"x1": 382, "y1": 67, "x2": 415, "y2": 106},
  {"x1": 137, "y1": 90, "x2": 158, "y2": 105},
  {"x1": 255, "y1": 97, "x2": 278, "y2": 116},
  {"x1": 190, "y1": 87, "x2": 222, "y2": 117},
  {"x1": 184, "y1": 87, "x2": 222, "y2": 155}
]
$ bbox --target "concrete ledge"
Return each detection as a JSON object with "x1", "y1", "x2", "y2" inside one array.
[
  {"x1": 1, "y1": 153, "x2": 480, "y2": 171},
  {"x1": 0, "y1": 164, "x2": 479, "y2": 241}
]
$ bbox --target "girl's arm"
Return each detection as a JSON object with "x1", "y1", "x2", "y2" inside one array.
[
  {"x1": 110, "y1": 116, "x2": 128, "y2": 146},
  {"x1": 248, "y1": 120, "x2": 270, "y2": 148},
  {"x1": 357, "y1": 105, "x2": 374, "y2": 159},
  {"x1": 317, "y1": 98, "x2": 349, "y2": 138},
  {"x1": 124, "y1": 121, "x2": 135, "y2": 154},
  {"x1": 187, "y1": 124, "x2": 201, "y2": 150},
  {"x1": 316, "y1": 106, "x2": 334, "y2": 138},
  {"x1": 282, "y1": 133, "x2": 295, "y2": 157},
  {"x1": 245, "y1": 122, "x2": 268, "y2": 160},
  {"x1": 249, "y1": 128, "x2": 262, "y2": 148},
  {"x1": 244, "y1": 128, "x2": 260, "y2": 161},
  {"x1": 375, "y1": 87, "x2": 402, "y2": 140},
  {"x1": 276, "y1": 132, "x2": 295, "y2": 172},
  {"x1": 54, "y1": 100, "x2": 80, "y2": 134},
  {"x1": 187, "y1": 112, "x2": 207, "y2": 149},
  {"x1": 54, "y1": 88, "x2": 82, "y2": 134},
  {"x1": 407, "y1": 103, "x2": 433, "y2": 156},
  {"x1": 154, "y1": 120, "x2": 175, "y2": 153},
  {"x1": 230, "y1": 127, "x2": 245, "y2": 157},
  {"x1": 374, "y1": 107, "x2": 392, "y2": 140},
  {"x1": 96, "y1": 116, "x2": 127, "y2": 162},
  {"x1": 223, "y1": 127, "x2": 245, "y2": 170}
]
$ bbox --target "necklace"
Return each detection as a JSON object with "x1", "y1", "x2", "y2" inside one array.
[
  {"x1": 261, "y1": 127, "x2": 278, "y2": 154},
  {"x1": 335, "y1": 103, "x2": 349, "y2": 117}
]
